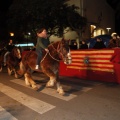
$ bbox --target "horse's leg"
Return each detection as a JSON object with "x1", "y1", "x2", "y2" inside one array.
[
  {"x1": 45, "y1": 69, "x2": 57, "y2": 87},
  {"x1": 56, "y1": 81, "x2": 64, "y2": 95},
  {"x1": 46, "y1": 76, "x2": 56, "y2": 87},
  {"x1": 0, "y1": 67, "x2": 2, "y2": 72},
  {"x1": 13, "y1": 69, "x2": 19, "y2": 78},
  {"x1": 7, "y1": 67, "x2": 13, "y2": 75},
  {"x1": 47, "y1": 73, "x2": 64, "y2": 95},
  {"x1": 0, "y1": 64, "x2": 2, "y2": 72},
  {"x1": 24, "y1": 72, "x2": 40, "y2": 90},
  {"x1": 56, "y1": 73, "x2": 65, "y2": 95},
  {"x1": 45, "y1": 70, "x2": 64, "y2": 95}
]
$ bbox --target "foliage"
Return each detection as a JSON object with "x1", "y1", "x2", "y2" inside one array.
[{"x1": 7, "y1": 0, "x2": 87, "y2": 40}]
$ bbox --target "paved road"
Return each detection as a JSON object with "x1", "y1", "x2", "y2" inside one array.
[{"x1": 0, "y1": 67, "x2": 120, "y2": 120}]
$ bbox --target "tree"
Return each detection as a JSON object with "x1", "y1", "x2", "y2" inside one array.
[{"x1": 7, "y1": 0, "x2": 87, "y2": 41}]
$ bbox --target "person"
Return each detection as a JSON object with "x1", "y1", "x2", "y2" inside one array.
[
  {"x1": 93, "y1": 38, "x2": 106, "y2": 49},
  {"x1": 4, "y1": 39, "x2": 15, "y2": 66},
  {"x1": 35, "y1": 28, "x2": 50, "y2": 69},
  {"x1": 117, "y1": 35, "x2": 120, "y2": 47},
  {"x1": 108, "y1": 34, "x2": 119, "y2": 48},
  {"x1": 80, "y1": 40, "x2": 88, "y2": 49},
  {"x1": 69, "y1": 41, "x2": 77, "y2": 50}
]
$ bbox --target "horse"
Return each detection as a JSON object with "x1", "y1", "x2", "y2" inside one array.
[
  {"x1": 0, "y1": 48, "x2": 7, "y2": 72},
  {"x1": 17, "y1": 39, "x2": 72, "y2": 95},
  {"x1": 6, "y1": 46, "x2": 22, "y2": 78}
]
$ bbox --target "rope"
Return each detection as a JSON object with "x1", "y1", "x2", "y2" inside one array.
[
  {"x1": 40, "y1": 41, "x2": 63, "y2": 63},
  {"x1": 40, "y1": 51, "x2": 48, "y2": 63},
  {"x1": 48, "y1": 52, "x2": 60, "y2": 61},
  {"x1": 40, "y1": 51, "x2": 60, "y2": 63}
]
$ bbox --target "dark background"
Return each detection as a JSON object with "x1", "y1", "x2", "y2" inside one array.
[
  {"x1": 0, "y1": 0, "x2": 120, "y2": 41},
  {"x1": 106, "y1": 0, "x2": 120, "y2": 35},
  {"x1": 0, "y1": 0, "x2": 13, "y2": 40}
]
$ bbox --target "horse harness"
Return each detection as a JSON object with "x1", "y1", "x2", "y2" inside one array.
[{"x1": 41, "y1": 41, "x2": 65, "y2": 62}]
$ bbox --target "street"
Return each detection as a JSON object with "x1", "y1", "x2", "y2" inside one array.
[{"x1": 0, "y1": 67, "x2": 120, "y2": 120}]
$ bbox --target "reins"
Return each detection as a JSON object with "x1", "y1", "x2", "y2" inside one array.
[
  {"x1": 48, "y1": 51, "x2": 60, "y2": 61},
  {"x1": 41, "y1": 50, "x2": 60, "y2": 63},
  {"x1": 41, "y1": 42, "x2": 62, "y2": 62}
]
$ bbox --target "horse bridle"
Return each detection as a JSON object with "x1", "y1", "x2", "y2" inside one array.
[
  {"x1": 50, "y1": 41, "x2": 65, "y2": 60},
  {"x1": 41, "y1": 41, "x2": 65, "y2": 62}
]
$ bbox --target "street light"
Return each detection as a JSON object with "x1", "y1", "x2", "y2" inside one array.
[
  {"x1": 28, "y1": 32, "x2": 31, "y2": 36},
  {"x1": 106, "y1": 28, "x2": 111, "y2": 34},
  {"x1": 10, "y1": 32, "x2": 14, "y2": 37}
]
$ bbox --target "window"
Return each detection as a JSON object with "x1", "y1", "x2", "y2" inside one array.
[{"x1": 90, "y1": 25, "x2": 96, "y2": 37}]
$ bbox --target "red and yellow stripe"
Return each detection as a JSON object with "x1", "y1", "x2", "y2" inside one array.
[{"x1": 67, "y1": 50, "x2": 114, "y2": 72}]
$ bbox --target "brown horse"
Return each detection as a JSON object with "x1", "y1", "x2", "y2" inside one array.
[
  {"x1": 17, "y1": 39, "x2": 72, "y2": 95},
  {"x1": 5, "y1": 47, "x2": 21, "y2": 78},
  {"x1": 0, "y1": 48, "x2": 7, "y2": 72}
]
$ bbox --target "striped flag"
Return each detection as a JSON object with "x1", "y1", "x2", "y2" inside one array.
[
  {"x1": 67, "y1": 50, "x2": 114, "y2": 72},
  {"x1": 59, "y1": 49, "x2": 120, "y2": 83}
]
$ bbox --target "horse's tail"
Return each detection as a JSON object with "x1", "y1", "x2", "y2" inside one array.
[{"x1": 16, "y1": 61, "x2": 26, "y2": 76}]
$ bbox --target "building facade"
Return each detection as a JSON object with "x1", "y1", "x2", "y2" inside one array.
[{"x1": 67, "y1": 0, "x2": 115, "y2": 39}]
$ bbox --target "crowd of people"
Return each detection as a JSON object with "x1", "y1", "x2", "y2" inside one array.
[{"x1": 69, "y1": 34, "x2": 120, "y2": 50}]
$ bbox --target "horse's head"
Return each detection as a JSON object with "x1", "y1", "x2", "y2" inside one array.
[
  {"x1": 55, "y1": 38, "x2": 72, "y2": 64},
  {"x1": 12, "y1": 47, "x2": 21, "y2": 59},
  {"x1": 60, "y1": 38, "x2": 72, "y2": 64}
]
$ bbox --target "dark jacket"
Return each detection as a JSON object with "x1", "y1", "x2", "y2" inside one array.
[
  {"x1": 108, "y1": 39, "x2": 119, "y2": 48},
  {"x1": 80, "y1": 44, "x2": 88, "y2": 49},
  {"x1": 93, "y1": 41, "x2": 106, "y2": 49},
  {"x1": 6, "y1": 44, "x2": 15, "y2": 52}
]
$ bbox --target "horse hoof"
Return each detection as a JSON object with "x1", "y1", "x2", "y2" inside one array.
[
  {"x1": 46, "y1": 84, "x2": 54, "y2": 88},
  {"x1": 15, "y1": 74, "x2": 19, "y2": 78},
  {"x1": 8, "y1": 73, "x2": 11, "y2": 75},
  {"x1": 46, "y1": 82, "x2": 54, "y2": 87},
  {"x1": 26, "y1": 83, "x2": 31, "y2": 86},
  {"x1": 32, "y1": 84, "x2": 40, "y2": 91},
  {"x1": 33, "y1": 87, "x2": 39, "y2": 91},
  {"x1": 36, "y1": 84, "x2": 41, "y2": 90},
  {"x1": 59, "y1": 91, "x2": 65, "y2": 96},
  {"x1": 57, "y1": 88, "x2": 65, "y2": 95}
]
